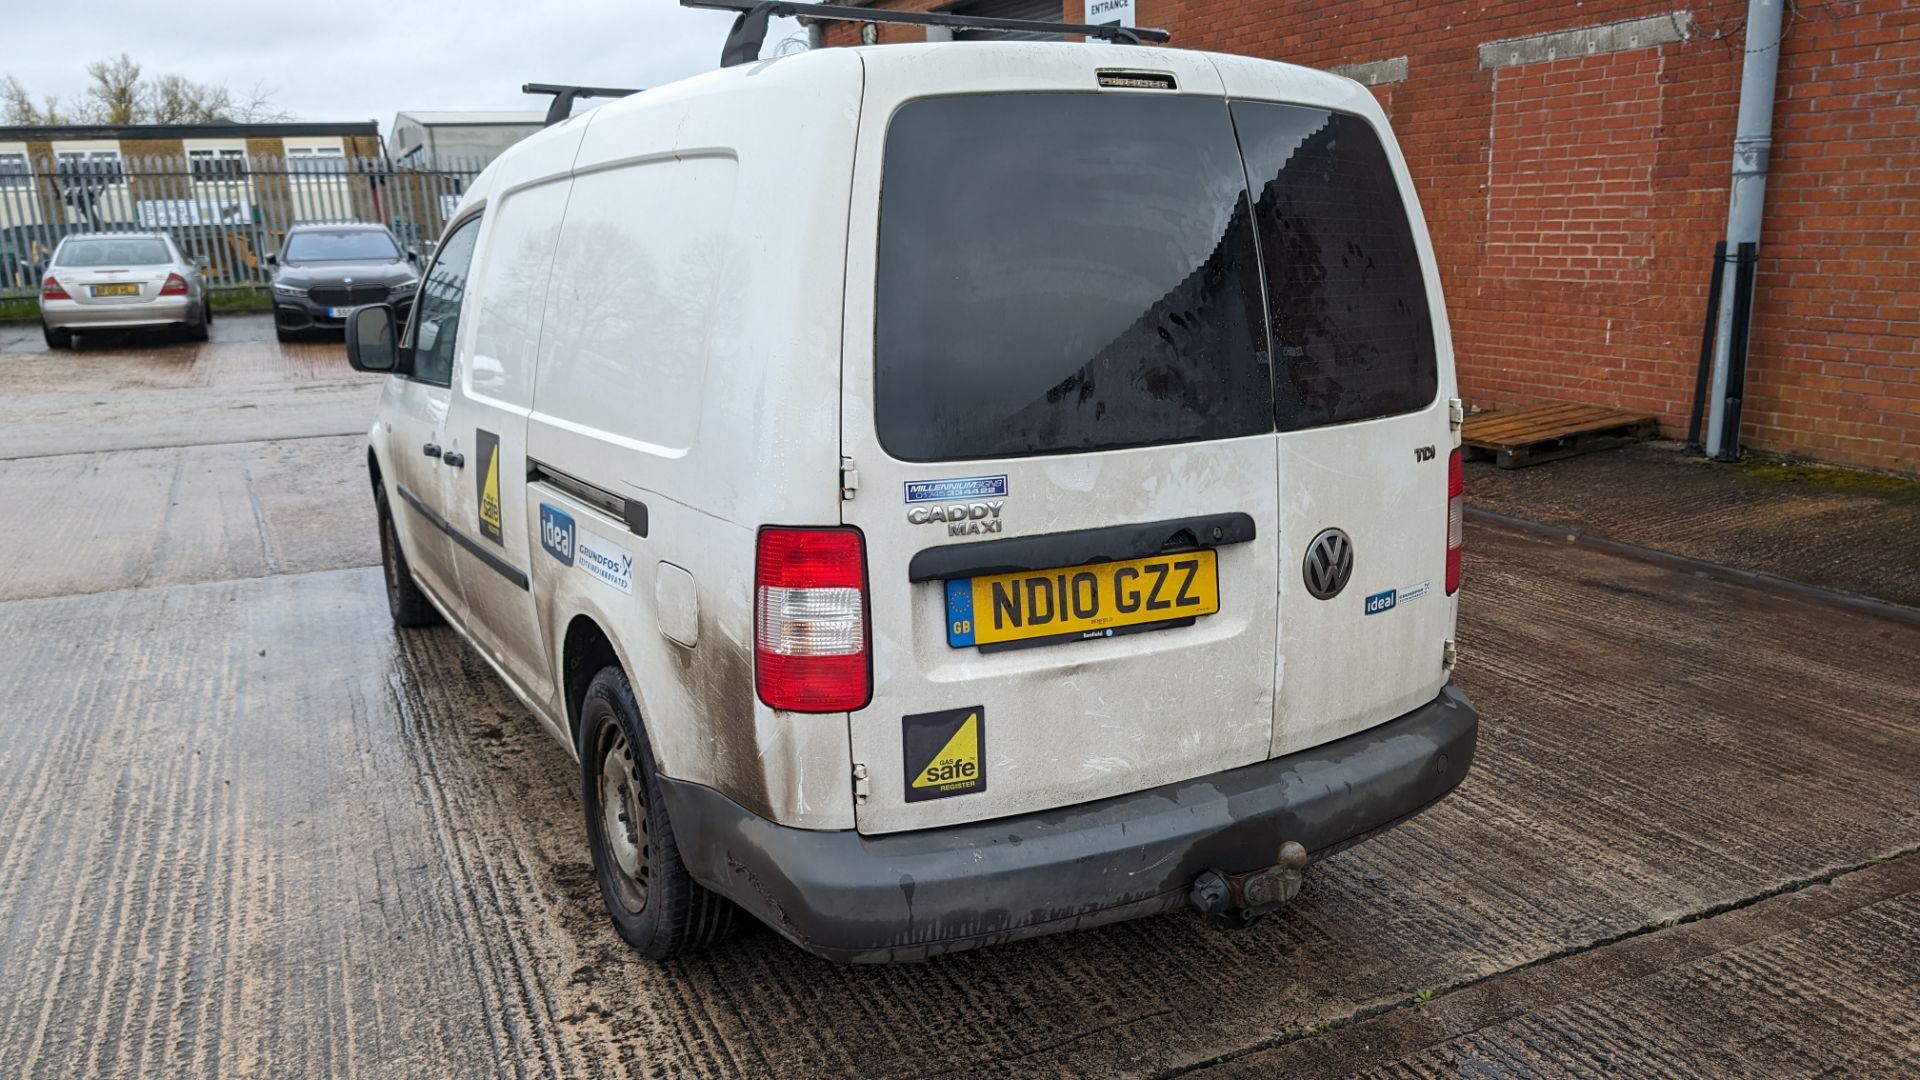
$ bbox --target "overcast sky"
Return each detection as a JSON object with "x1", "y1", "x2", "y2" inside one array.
[{"x1": 4, "y1": 0, "x2": 805, "y2": 125}]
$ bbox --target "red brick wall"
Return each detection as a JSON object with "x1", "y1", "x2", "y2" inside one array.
[{"x1": 829, "y1": 0, "x2": 1919, "y2": 473}]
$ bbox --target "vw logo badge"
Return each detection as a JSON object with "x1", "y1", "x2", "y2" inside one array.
[{"x1": 1303, "y1": 528, "x2": 1354, "y2": 600}]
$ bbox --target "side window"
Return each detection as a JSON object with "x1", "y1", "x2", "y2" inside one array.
[{"x1": 407, "y1": 215, "x2": 482, "y2": 387}]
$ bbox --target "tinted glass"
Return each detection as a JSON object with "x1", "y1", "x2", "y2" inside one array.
[
  {"x1": 1231, "y1": 101, "x2": 1436, "y2": 429},
  {"x1": 57, "y1": 238, "x2": 172, "y2": 267},
  {"x1": 875, "y1": 93, "x2": 1270, "y2": 461},
  {"x1": 407, "y1": 217, "x2": 481, "y2": 386},
  {"x1": 284, "y1": 230, "x2": 400, "y2": 263}
]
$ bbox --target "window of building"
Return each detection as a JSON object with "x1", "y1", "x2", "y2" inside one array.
[
  {"x1": 0, "y1": 152, "x2": 30, "y2": 190},
  {"x1": 54, "y1": 150, "x2": 125, "y2": 187},
  {"x1": 188, "y1": 147, "x2": 248, "y2": 182},
  {"x1": 287, "y1": 146, "x2": 347, "y2": 178}
]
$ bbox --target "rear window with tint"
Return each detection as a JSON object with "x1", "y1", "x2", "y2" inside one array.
[
  {"x1": 1231, "y1": 101, "x2": 1437, "y2": 429},
  {"x1": 874, "y1": 93, "x2": 1271, "y2": 462},
  {"x1": 57, "y1": 238, "x2": 171, "y2": 267}
]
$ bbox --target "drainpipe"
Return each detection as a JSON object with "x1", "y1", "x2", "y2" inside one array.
[{"x1": 1704, "y1": 0, "x2": 1787, "y2": 459}]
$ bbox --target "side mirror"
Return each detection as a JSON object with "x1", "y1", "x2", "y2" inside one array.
[
  {"x1": 265, "y1": 252, "x2": 277, "y2": 267},
  {"x1": 406, "y1": 246, "x2": 420, "y2": 263},
  {"x1": 346, "y1": 304, "x2": 404, "y2": 373}
]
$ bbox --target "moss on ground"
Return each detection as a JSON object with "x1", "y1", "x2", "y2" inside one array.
[{"x1": 1735, "y1": 453, "x2": 1920, "y2": 503}]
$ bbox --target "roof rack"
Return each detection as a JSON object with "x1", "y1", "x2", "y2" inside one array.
[
  {"x1": 522, "y1": 83, "x2": 644, "y2": 126},
  {"x1": 680, "y1": 0, "x2": 1172, "y2": 68}
]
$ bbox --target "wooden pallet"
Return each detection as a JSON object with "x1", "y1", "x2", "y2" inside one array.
[{"x1": 1461, "y1": 401, "x2": 1660, "y2": 469}]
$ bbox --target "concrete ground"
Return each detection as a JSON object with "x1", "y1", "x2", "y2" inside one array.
[
  {"x1": 1469, "y1": 441, "x2": 1920, "y2": 611},
  {"x1": 1, "y1": 315, "x2": 1915, "y2": 1078}
]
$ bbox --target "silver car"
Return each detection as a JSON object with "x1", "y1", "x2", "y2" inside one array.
[{"x1": 38, "y1": 233, "x2": 213, "y2": 349}]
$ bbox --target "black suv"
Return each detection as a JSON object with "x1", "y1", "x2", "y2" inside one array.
[{"x1": 269, "y1": 224, "x2": 420, "y2": 342}]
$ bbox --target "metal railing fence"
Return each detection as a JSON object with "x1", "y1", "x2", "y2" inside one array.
[{"x1": 0, "y1": 154, "x2": 488, "y2": 297}]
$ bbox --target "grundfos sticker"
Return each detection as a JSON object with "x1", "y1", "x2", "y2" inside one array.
[{"x1": 903, "y1": 706, "x2": 984, "y2": 802}]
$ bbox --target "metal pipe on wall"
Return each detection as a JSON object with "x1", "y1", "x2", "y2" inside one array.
[{"x1": 1704, "y1": 0, "x2": 1788, "y2": 460}]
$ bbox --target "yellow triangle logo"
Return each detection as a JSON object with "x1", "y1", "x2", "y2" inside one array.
[
  {"x1": 913, "y1": 713, "x2": 980, "y2": 789},
  {"x1": 479, "y1": 445, "x2": 502, "y2": 532}
]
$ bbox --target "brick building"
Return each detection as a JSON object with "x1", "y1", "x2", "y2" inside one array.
[{"x1": 825, "y1": 1, "x2": 1919, "y2": 473}]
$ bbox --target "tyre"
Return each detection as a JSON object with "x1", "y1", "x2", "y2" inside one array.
[
  {"x1": 375, "y1": 484, "x2": 440, "y2": 628},
  {"x1": 275, "y1": 324, "x2": 294, "y2": 343},
  {"x1": 185, "y1": 316, "x2": 209, "y2": 343},
  {"x1": 42, "y1": 322, "x2": 72, "y2": 350},
  {"x1": 580, "y1": 667, "x2": 736, "y2": 960},
  {"x1": 203, "y1": 298, "x2": 214, "y2": 324}
]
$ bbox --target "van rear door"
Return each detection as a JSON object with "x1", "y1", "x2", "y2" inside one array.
[
  {"x1": 839, "y1": 49, "x2": 1281, "y2": 834},
  {"x1": 1218, "y1": 73, "x2": 1459, "y2": 754}
]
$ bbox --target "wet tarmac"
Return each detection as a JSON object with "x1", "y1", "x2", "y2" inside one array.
[{"x1": 1, "y1": 316, "x2": 1916, "y2": 1077}]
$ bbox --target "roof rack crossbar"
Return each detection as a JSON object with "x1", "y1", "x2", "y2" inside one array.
[
  {"x1": 522, "y1": 83, "x2": 644, "y2": 126},
  {"x1": 681, "y1": 0, "x2": 1171, "y2": 68}
]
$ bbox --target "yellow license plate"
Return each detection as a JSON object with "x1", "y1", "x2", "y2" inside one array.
[
  {"x1": 91, "y1": 283, "x2": 140, "y2": 297},
  {"x1": 945, "y1": 549, "x2": 1220, "y2": 648}
]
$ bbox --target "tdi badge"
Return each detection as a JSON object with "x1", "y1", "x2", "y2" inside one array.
[{"x1": 903, "y1": 706, "x2": 984, "y2": 802}]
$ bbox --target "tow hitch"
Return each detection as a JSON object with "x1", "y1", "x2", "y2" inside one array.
[{"x1": 1188, "y1": 841, "x2": 1309, "y2": 929}]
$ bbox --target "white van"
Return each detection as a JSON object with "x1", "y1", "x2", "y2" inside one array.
[{"x1": 348, "y1": 39, "x2": 1477, "y2": 963}]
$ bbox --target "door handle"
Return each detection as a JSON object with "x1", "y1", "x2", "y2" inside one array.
[
  {"x1": 422, "y1": 442, "x2": 441, "y2": 459},
  {"x1": 442, "y1": 451, "x2": 465, "y2": 469}
]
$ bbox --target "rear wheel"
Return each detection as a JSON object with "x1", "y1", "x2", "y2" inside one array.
[
  {"x1": 375, "y1": 484, "x2": 440, "y2": 628},
  {"x1": 42, "y1": 322, "x2": 71, "y2": 350},
  {"x1": 185, "y1": 315, "x2": 209, "y2": 343},
  {"x1": 580, "y1": 667, "x2": 736, "y2": 960}
]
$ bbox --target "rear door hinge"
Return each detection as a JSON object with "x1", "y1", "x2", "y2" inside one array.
[
  {"x1": 1448, "y1": 398, "x2": 1464, "y2": 431},
  {"x1": 840, "y1": 456, "x2": 858, "y2": 501},
  {"x1": 1443, "y1": 638, "x2": 1458, "y2": 669},
  {"x1": 852, "y1": 762, "x2": 870, "y2": 803}
]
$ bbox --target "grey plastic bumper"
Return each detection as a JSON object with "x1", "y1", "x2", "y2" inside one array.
[{"x1": 660, "y1": 683, "x2": 1478, "y2": 963}]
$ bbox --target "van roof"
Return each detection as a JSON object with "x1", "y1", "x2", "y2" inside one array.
[{"x1": 455, "y1": 42, "x2": 1372, "y2": 221}]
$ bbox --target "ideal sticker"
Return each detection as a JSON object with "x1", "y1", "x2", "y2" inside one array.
[
  {"x1": 903, "y1": 706, "x2": 984, "y2": 802},
  {"x1": 538, "y1": 503, "x2": 575, "y2": 566},
  {"x1": 474, "y1": 428, "x2": 503, "y2": 545}
]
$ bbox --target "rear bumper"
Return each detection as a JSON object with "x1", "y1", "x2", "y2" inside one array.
[
  {"x1": 661, "y1": 683, "x2": 1478, "y2": 963},
  {"x1": 41, "y1": 296, "x2": 198, "y2": 330}
]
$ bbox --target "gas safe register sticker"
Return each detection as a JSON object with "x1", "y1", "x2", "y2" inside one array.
[
  {"x1": 474, "y1": 428, "x2": 503, "y2": 545},
  {"x1": 902, "y1": 706, "x2": 984, "y2": 802}
]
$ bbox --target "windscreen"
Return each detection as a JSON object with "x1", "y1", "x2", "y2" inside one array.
[
  {"x1": 56, "y1": 238, "x2": 171, "y2": 267},
  {"x1": 874, "y1": 93, "x2": 1271, "y2": 461},
  {"x1": 1231, "y1": 101, "x2": 1437, "y2": 429},
  {"x1": 284, "y1": 230, "x2": 399, "y2": 263}
]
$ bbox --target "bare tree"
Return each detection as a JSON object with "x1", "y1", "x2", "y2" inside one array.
[
  {"x1": 148, "y1": 72, "x2": 233, "y2": 124},
  {"x1": 1, "y1": 73, "x2": 72, "y2": 125},
  {"x1": 1, "y1": 59, "x2": 295, "y2": 125},
  {"x1": 84, "y1": 54, "x2": 144, "y2": 124},
  {"x1": 228, "y1": 81, "x2": 294, "y2": 123}
]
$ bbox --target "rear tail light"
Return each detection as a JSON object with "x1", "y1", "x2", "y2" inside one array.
[
  {"x1": 755, "y1": 527, "x2": 870, "y2": 712},
  {"x1": 1445, "y1": 447, "x2": 1464, "y2": 595},
  {"x1": 41, "y1": 277, "x2": 70, "y2": 301},
  {"x1": 160, "y1": 273, "x2": 189, "y2": 296}
]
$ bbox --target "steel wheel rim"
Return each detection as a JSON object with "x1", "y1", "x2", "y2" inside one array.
[{"x1": 597, "y1": 727, "x2": 649, "y2": 912}]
